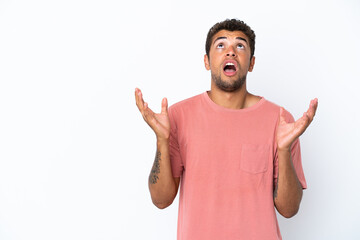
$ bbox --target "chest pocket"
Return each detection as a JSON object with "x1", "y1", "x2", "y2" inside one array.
[{"x1": 240, "y1": 144, "x2": 270, "y2": 174}]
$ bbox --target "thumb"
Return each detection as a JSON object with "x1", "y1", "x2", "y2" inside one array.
[
  {"x1": 279, "y1": 107, "x2": 287, "y2": 125},
  {"x1": 161, "y1": 97, "x2": 168, "y2": 114}
]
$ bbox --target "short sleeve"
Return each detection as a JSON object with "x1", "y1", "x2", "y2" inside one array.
[
  {"x1": 273, "y1": 109, "x2": 307, "y2": 189},
  {"x1": 168, "y1": 106, "x2": 184, "y2": 178}
]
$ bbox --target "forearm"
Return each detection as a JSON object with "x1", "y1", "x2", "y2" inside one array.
[
  {"x1": 274, "y1": 148, "x2": 303, "y2": 218},
  {"x1": 148, "y1": 138, "x2": 177, "y2": 209}
]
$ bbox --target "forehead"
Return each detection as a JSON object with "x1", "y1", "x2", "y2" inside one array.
[{"x1": 212, "y1": 30, "x2": 249, "y2": 43}]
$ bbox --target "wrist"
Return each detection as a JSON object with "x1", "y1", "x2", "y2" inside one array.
[
  {"x1": 277, "y1": 147, "x2": 291, "y2": 153},
  {"x1": 277, "y1": 147, "x2": 292, "y2": 164},
  {"x1": 156, "y1": 136, "x2": 169, "y2": 145}
]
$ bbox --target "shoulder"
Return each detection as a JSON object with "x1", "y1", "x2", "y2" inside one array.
[
  {"x1": 168, "y1": 93, "x2": 203, "y2": 113},
  {"x1": 262, "y1": 97, "x2": 296, "y2": 122}
]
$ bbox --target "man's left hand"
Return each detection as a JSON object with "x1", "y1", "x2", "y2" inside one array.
[{"x1": 276, "y1": 98, "x2": 318, "y2": 151}]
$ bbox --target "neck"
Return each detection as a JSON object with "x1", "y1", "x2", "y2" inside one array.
[{"x1": 208, "y1": 82, "x2": 252, "y2": 110}]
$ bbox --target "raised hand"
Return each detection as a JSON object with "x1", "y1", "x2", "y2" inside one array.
[
  {"x1": 276, "y1": 98, "x2": 318, "y2": 151},
  {"x1": 135, "y1": 88, "x2": 170, "y2": 141}
]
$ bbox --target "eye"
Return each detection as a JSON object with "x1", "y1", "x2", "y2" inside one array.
[
  {"x1": 217, "y1": 43, "x2": 224, "y2": 49},
  {"x1": 237, "y1": 44, "x2": 244, "y2": 49}
]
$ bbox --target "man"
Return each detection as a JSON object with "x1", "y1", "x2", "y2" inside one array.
[{"x1": 135, "y1": 19, "x2": 318, "y2": 240}]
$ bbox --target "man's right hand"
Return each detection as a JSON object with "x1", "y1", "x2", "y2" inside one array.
[
  {"x1": 135, "y1": 88, "x2": 170, "y2": 141},
  {"x1": 135, "y1": 88, "x2": 180, "y2": 209}
]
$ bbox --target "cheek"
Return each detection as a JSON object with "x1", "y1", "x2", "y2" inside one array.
[
  {"x1": 208, "y1": 52, "x2": 223, "y2": 71},
  {"x1": 211, "y1": 61, "x2": 221, "y2": 72},
  {"x1": 209, "y1": 57, "x2": 220, "y2": 68}
]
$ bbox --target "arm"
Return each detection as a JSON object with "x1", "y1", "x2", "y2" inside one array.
[
  {"x1": 135, "y1": 88, "x2": 180, "y2": 209},
  {"x1": 274, "y1": 98, "x2": 318, "y2": 218},
  {"x1": 148, "y1": 138, "x2": 180, "y2": 209},
  {"x1": 274, "y1": 148, "x2": 303, "y2": 218}
]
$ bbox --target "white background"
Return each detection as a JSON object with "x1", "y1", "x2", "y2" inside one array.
[{"x1": 0, "y1": 0, "x2": 359, "y2": 239}]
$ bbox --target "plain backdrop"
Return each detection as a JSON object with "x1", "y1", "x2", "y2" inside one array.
[{"x1": 0, "y1": 0, "x2": 359, "y2": 239}]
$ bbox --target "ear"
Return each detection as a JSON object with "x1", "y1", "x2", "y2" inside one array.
[
  {"x1": 204, "y1": 54, "x2": 210, "y2": 70},
  {"x1": 248, "y1": 56, "x2": 255, "y2": 72}
]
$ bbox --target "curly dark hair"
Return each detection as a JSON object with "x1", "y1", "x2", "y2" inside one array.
[{"x1": 205, "y1": 19, "x2": 256, "y2": 60}]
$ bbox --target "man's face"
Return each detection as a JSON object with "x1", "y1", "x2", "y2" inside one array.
[{"x1": 204, "y1": 30, "x2": 255, "y2": 92}]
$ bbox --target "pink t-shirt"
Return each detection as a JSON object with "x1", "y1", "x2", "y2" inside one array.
[{"x1": 168, "y1": 92, "x2": 307, "y2": 240}]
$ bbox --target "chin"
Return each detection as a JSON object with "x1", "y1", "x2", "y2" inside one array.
[
  {"x1": 211, "y1": 71, "x2": 246, "y2": 91},
  {"x1": 216, "y1": 81, "x2": 244, "y2": 92}
]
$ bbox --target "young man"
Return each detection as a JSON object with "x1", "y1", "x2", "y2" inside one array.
[{"x1": 135, "y1": 19, "x2": 318, "y2": 240}]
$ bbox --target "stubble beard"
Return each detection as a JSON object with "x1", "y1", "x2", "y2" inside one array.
[{"x1": 211, "y1": 72, "x2": 246, "y2": 92}]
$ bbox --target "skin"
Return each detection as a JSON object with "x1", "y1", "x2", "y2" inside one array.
[
  {"x1": 135, "y1": 88, "x2": 180, "y2": 209},
  {"x1": 204, "y1": 30, "x2": 258, "y2": 110},
  {"x1": 274, "y1": 103, "x2": 317, "y2": 217},
  {"x1": 135, "y1": 29, "x2": 318, "y2": 215}
]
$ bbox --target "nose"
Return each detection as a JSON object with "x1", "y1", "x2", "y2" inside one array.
[{"x1": 226, "y1": 46, "x2": 236, "y2": 57}]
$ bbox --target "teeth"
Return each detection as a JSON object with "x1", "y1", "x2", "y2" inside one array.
[{"x1": 226, "y1": 63, "x2": 234, "y2": 66}]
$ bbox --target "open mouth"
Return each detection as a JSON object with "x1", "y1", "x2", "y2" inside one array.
[{"x1": 223, "y1": 61, "x2": 238, "y2": 76}]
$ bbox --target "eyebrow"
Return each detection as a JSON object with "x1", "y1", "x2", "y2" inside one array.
[{"x1": 213, "y1": 36, "x2": 248, "y2": 45}]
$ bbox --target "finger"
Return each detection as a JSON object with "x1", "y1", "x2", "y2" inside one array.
[
  {"x1": 136, "y1": 89, "x2": 145, "y2": 111},
  {"x1": 143, "y1": 102, "x2": 155, "y2": 118},
  {"x1": 313, "y1": 98, "x2": 318, "y2": 115},
  {"x1": 303, "y1": 112, "x2": 310, "y2": 123},
  {"x1": 306, "y1": 98, "x2": 318, "y2": 122},
  {"x1": 294, "y1": 112, "x2": 310, "y2": 136},
  {"x1": 135, "y1": 88, "x2": 140, "y2": 105},
  {"x1": 143, "y1": 102, "x2": 157, "y2": 126},
  {"x1": 305, "y1": 102, "x2": 313, "y2": 120},
  {"x1": 161, "y1": 97, "x2": 168, "y2": 114},
  {"x1": 135, "y1": 88, "x2": 141, "y2": 108},
  {"x1": 279, "y1": 107, "x2": 287, "y2": 125}
]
